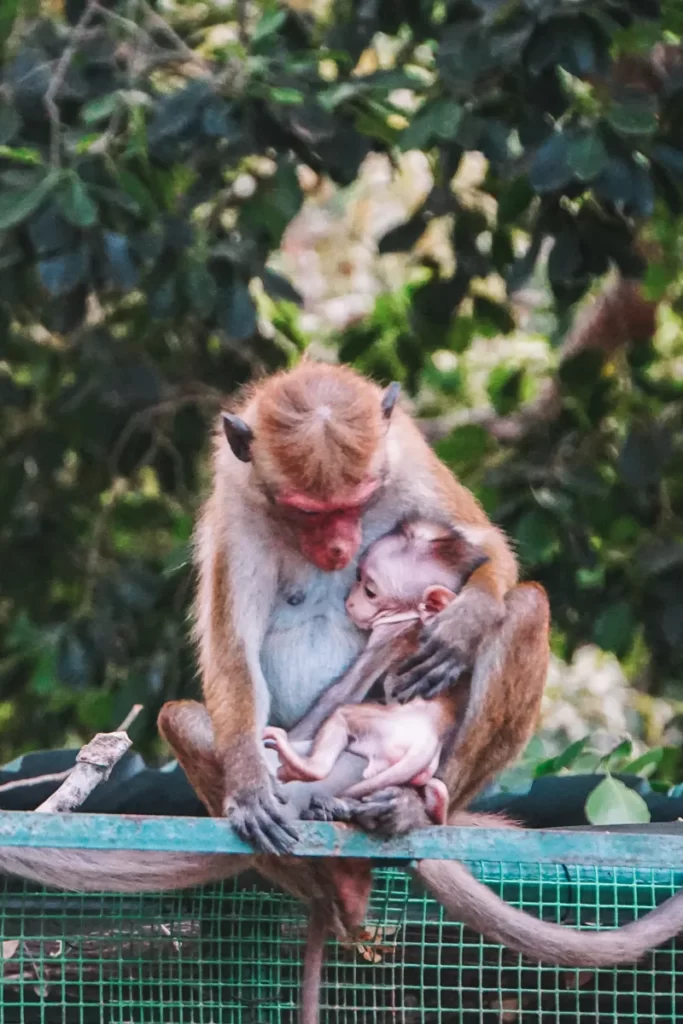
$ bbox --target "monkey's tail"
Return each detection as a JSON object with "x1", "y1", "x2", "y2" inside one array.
[
  {"x1": 0, "y1": 848, "x2": 247, "y2": 893},
  {"x1": 416, "y1": 859, "x2": 683, "y2": 966},
  {"x1": 301, "y1": 904, "x2": 327, "y2": 1024}
]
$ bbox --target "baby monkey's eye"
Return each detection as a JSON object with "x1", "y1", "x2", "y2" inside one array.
[{"x1": 364, "y1": 585, "x2": 376, "y2": 599}]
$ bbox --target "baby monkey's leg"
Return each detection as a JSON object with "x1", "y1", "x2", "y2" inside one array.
[
  {"x1": 423, "y1": 778, "x2": 449, "y2": 825},
  {"x1": 264, "y1": 711, "x2": 352, "y2": 783}
]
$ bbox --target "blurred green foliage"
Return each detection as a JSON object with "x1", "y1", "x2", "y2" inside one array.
[{"x1": 0, "y1": 0, "x2": 682, "y2": 768}]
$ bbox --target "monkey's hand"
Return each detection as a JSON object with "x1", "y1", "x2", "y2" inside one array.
[
  {"x1": 388, "y1": 589, "x2": 504, "y2": 703},
  {"x1": 225, "y1": 780, "x2": 299, "y2": 855}
]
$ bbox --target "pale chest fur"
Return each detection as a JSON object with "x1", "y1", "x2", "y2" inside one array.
[{"x1": 261, "y1": 493, "x2": 406, "y2": 728}]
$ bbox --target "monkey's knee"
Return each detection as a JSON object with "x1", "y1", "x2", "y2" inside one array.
[
  {"x1": 505, "y1": 581, "x2": 550, "y2": 633},
  {"x1": 158, "y1": 700, "x2": 215, "y2": 754}
]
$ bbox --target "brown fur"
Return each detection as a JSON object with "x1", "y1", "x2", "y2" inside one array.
[
  {"x1": 438, "y1": 582, "x2": 550, "y2": 809},
  {"x1": 191, "y1": 363, "x2": 532, "y2": 833},
  {"x1": 250, "y1": 363, "x2": 385, "y2": 499}
]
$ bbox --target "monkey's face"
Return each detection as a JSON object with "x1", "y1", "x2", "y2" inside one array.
[
  {"x1": 276, "y1": 479, "x2": 379, "y2": 573},
  {"x1": 345, "y1": 574, "x2": 381, "y2": 629},
  {"x1": 345, "y1": 560, "x2": 397, "y2": 629}
]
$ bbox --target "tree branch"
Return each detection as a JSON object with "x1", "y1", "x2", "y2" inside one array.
[
  {"x1": 34, "y1": 705, "x2": 142, "y2": 814},
  {"x1": 419, "y1": 275, "x2": 658, "y2": 446},
  {"x1": 44, "y1": 0, "x2": 100, "y2": 168}
]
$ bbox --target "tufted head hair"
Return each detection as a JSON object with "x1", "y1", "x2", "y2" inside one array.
[{"x1": 231, "y1": 363, "x2": 398, "y2": 500}]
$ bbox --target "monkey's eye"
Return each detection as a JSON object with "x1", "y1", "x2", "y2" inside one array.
[
  {"x1": 299, "y1": 509, "x2": 321, "y2": 517},
  {"x1": 356, "y1": 567, "x2": 362, "y2": 582},
  {"x1": 364, "y1": 585, "x2": 376, "y2": 600}
]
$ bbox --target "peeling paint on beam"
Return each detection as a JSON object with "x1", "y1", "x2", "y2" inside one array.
[{"x1": 0, "y1": 812, "x2": 681, "y2": 868}]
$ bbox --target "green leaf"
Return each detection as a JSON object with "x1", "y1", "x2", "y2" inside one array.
[
  {"x1": 252, "y1": 7, "x2": 287, "y2": 43},
  {"x1": 621, "y1": 748, "x2": 665, "y2": 779},
  {"x1": 534, "y1": 737, "x2": 590, "y2": 778},
  {"x1": 487, "y1": 365, "x2": 524, "y2": 415},
  {"x1": 0, "y1": 0, "x2": 20, "y2": 59},
  {"x1": 547, "y1": 231, "x2": 583, "y2": 286},
  {"x1": 271, "y1": 88, "x2": 305, "y2": 105},
  {"x1": 652, "y1": 143, "x2": 683, "y2": 178},
  {"x1": 619, "y1": 425, "x2": 670, "y2": 488},
  {"x1": 202, "y1": 101, "x2": 240, "y2": 139},
  {"x1": 514, "y1": 507, "x2": 560, "y2": 566},
  {"x1": 593, "y1": 602, "x2": 635, "y2": 658},
  {"x1": 148, "y1": 81, "x2": 210, "y2": 147},
  {"x1": 567, "y1": 130, "x2": 608, "y2": 181},
  {"x1": 187, "y1": 261, "x2": 217, "y2": 318},
  {"x1": 0, "y1": 145, "x2": 42, "y2": 165},
  {"x1": 473, "y1": 295, "x2": 515, "y2": 336},
  {"x1": 116, "y1": 170, "x2": 157, "y2": 219},
  {"x1": 81, "y1": 93, "x2": 119, "y2": 126},
  {"x1": 56, "y1": 173, "x2": 98, "y2": 228},
  {"x1": 585, "y1": 776, "x2": 651, "y2": 826},
  {"x1": 378, "y1": 212, "x2": 427, "y2": 254},
  {"x1": 221, "y1": 278, "x2": 257, "y2": 342},
  {"x1": 606, "y1": 92, "x2": 658, "y2": 136},
  {"x1": 435, "y1": 424, "x2": 493, "y2": 474},
  {"x1": 0, "y1": 172, "x2": 60, "y2": 230},
  {"x1": 29, "y1": 648, "x2": 58, "y2": 698},
  {"x1": 103, "y1": 232, "x2": 139, "y2": 290},
  {"x1": 529, "y1": 133, "x2": 572, "y2": 193},
  {"x1": 0, "y1": 99, "x2": 20, "y2": 145},
  {"x1": 261, "y1": 268, "x2": 302, "y2": 305},
  {"x1": 399, "y1": 99, "x2": 463, "y2": 151},
  {"x1": 601, "y1": 738, "x2": 633, "y2": 769},
  {"x1": 38, "y1": 245, "x2": 89, "y2": 297},
  {"x1": 56, "y1": 631, "x2": 91, "y2": 689}
]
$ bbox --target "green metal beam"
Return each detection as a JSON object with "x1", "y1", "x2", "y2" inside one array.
[{"x1": 0, "y1": 811, "x2": 682, "y2": 866}]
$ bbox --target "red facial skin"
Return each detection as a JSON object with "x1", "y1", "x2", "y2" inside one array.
[{"x1": 277, "y1": 480, "x2": 379, "y2": 572}]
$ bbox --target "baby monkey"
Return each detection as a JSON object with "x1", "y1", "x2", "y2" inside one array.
[{"x1": 264, "y1": 518, "x2": 489, "y2": 826}]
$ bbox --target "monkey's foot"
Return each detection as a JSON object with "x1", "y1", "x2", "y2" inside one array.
[
  {"x1": 300, "y1": 795, "x2": 363, "y2": 823},
  {"x1": 226, "y1": 782, "x2": 299, "y2": 855},
  {"x1": 351, "y1": 786, "x2": 432, "y2": 837}
]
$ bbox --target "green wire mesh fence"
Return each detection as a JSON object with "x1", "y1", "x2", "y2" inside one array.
[{"x1": 1, "y1": 854, "x2": 682, "y2": 1024}]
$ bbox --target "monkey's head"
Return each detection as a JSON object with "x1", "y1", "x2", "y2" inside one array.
[
  {"x1": 222, "y1": 364, "x2": 401, "y2": 572},
  {"x1": 346, "y1": 518, "x2": 489, "y2": 629}
]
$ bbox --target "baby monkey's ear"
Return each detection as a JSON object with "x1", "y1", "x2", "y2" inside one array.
[{"x1": 419, "y1": 585, "x2": 458, "y2": 623}]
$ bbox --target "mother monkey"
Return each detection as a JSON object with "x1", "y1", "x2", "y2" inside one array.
[{"x1": 159, "y1": 362, "x2": 550, "y2": 851}]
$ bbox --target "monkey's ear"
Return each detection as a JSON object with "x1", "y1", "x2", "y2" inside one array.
[
  {"x1": 222, "y1": 413, "x2": 254, "y2": 463},
  {"x1": 381, "y1": 381, "x2": 401, "y2": 419},
  {"x1": 419, "y1": 585, "x2": 457, "y2": 622}
]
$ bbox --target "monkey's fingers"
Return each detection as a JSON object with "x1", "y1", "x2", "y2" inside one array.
[
  {"x1": 397, "y1": 664, "x2": 455, "y2": 703},
  {"x1": 394, "y1": 641, "x2": 467, "y2": 702},
  {"x1": 395, "y1": 636, "x2": 442, "y2": 677},
  {"x1": 393, "y1": 651, "x2": 449, "y2": 702},
  {"x1": 352, "y1": 789, "x2": 402, "y2": 833},
  {"x1": 229, "y1": 789, "x2": 299, "y2": 855}
]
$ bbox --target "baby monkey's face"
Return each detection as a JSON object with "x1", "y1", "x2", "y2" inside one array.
[
  {"x1": 345, "y1": 563, "x2": 391, "y2": 630},
  {"x1": 344, "y1": 526, "x2": 488, "y2": 631},
  {"x1": 344, "y1": 533, "x2": 438, "y2": 630}
]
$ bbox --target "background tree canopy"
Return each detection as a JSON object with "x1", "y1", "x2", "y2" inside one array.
[{"x1": 0, "y1": 0, "x2": 682, "y2": 779}]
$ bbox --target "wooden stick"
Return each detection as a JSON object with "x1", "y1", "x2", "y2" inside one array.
[{"x1": 34, "y1": 705, "x2": 143, "y2": 814}]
